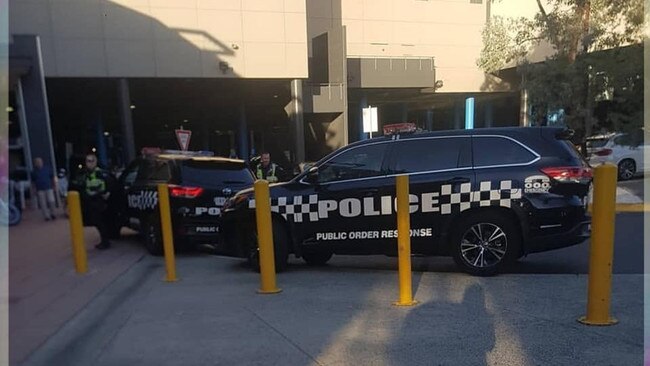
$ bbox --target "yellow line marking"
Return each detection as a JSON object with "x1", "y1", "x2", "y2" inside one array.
[{"x1": 587, "y1": 203, "x2": 649, "y2": 213}]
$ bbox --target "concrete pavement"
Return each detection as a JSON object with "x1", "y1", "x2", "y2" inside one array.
[
  {"x1": 10, "y1": 193, "x2": 645, "y2": 365},
  {"x1": 22, "y1": 254, "x2": 643, "y2": 366},
  {"x1": 9, "y1": 208, "x2": 144, "y2": 365}
]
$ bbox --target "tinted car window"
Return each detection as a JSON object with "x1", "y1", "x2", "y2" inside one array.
[
  {"x1": 613, "y1": 134, "x2": 631, "y2": 146},
  {"x1": 138, "y1": 160, "x2": 171, "y2": 182},
  {"x1": 318, "y1": 143, "x2": 388, "y2": 183},
  {"x1": 181, "y1": 160, "x2": 254, "y2": 188},
  {"x1": 122, "y1": 161, "x2": 140, "y2": 185},
  {"x1": 390, "y1": 137, "x2": 470, "y2": 174},
  {"x1": 586, "y1": 138, "x2": 609, "y2": 149},
  {"x1": 473, "y1": 136, "x2": 536, "y2": 167}
]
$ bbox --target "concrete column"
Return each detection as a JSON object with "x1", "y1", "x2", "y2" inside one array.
[
  {"x1": 484, "y1": 101, "x2": 494, "y2": 128},
  {"x1": 94, "y1": 111, "x2": 108, "y2": 168},
  {"x1": 249, "y1": 130, "x2": 256, "y2": 157},
  {"x1": 16, "y1": 80, "x2": 33, "y2": 172},
  {"x1": 290, "y1": 79, "x2": 305, "y2": 164},
  {"x1": 13, "y1": 36, "x2": 56, "y2": 171},
  {"x1": 341, "y1": 26, "x2": 349, "y2": 147},
  {"x1": 426, "y1": 109, "x2": 434, "y2": 131},
  {"x1": 117, "y1": 78, "x2": 136, "y2": 163},
  {"x1": 358, "y1": 94, "x2": 368, "y2": 141},
  {"x1": 238, "y1": 102, "x2": 249, "y2": 161}
]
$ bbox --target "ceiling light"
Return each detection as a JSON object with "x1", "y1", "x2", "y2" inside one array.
[{"x1": 130, "y1": 104, "x2": 136, "y2": 109}]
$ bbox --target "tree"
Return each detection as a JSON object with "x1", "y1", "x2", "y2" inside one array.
[{"x1": 478, "y1": 0, "x2": 644, "y2": 140}]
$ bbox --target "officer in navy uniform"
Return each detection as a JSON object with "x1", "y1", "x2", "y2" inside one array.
[
  {"x1": 254, "y1": 151, "x2": 285, "y2": 183},
  {"x1": 76, "y1": 153, "x2": 114, "y2": 249}
]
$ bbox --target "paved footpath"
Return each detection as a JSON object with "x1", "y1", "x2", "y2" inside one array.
[
  {"x1": 9, "y1": 208, "x2": 144, "y2": 366},
  {"x1": 21, "y1": 254, "x2": 643, "y2": 366}
]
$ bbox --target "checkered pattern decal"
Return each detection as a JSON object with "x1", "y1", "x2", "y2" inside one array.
[
  {"x1": 249, "y1": 194, "x2": 320, "y2": 223},
  {"x1": 439, "y1": 180, "x2": 522, "y2": 215},
  {"x1": 127, "y1": 190, "x2": 158, "y2": 210},
  {"x1": 272, "y1": 195, "x2": 320, "y2": 223},
  {"x1": 248, "y1": 180, "x2": 521, "y2": 223}
]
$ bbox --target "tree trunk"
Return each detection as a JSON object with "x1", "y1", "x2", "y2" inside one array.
[{"x1": 568, "y1": 0, "x2": 591, "y2": 64}]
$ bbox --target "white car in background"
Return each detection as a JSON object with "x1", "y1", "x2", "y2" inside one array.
[{"x1": 586, "y1": 131, "x2": 646, "y2": 180}]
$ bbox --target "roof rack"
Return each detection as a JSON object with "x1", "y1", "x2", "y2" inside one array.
[
  {"x1": 140, "y1": 147, "x2": 214, "y2": 157},
  {"x1": 383, "y1": 123, "x2": 417, "y2": 136},
  {"x1": 161, "y1": 149, "x2": 214, "y2": 157}
]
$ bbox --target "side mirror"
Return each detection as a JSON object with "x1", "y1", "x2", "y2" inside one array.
[{"x1": 305, "y1": 166, "x2": 319, "y2": 184}]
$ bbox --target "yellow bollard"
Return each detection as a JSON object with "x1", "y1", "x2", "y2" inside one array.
[
  {"x1": 254, "y1": 180, "x2": 281, "y2": 294},
  {"x1": 67, "y1": 191, "x2": 87, "y2": 274},
  {"x1": 157, "y1": 184, "x2": 178, "y2": 282},
  {"x1": 578, "y1": 163, "x2": 618, "y2": 326},
  {"x1": 394, "y1": 175, "x2": 417, "y2": 307}
]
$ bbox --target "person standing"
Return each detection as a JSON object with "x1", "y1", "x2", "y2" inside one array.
[
  {"x1": 57, "y1": 168, "x2": 69, "y2": 216},
  {"x1": 31, "y1": 157, "x2": 57, "y2": 221},
  {"x1": 254, "y1": 152, "x2": 285, "y2": 183},
  {"x1": 77, "y1": 153, "x2": 114, "y2": 249}
]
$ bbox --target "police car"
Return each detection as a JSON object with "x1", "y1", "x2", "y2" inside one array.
[
  {"x1": 219, "y1": 125, "x2": 592, "y2": 275},
  {"x1": 113, "y1": 149, "x2": 255, "y2": 255}
]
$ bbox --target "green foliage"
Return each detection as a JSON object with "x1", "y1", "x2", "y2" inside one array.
[{"x1": 478, "y1": 0, "x2": 644, "y2": 138}]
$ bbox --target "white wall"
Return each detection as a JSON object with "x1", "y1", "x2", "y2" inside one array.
[
  {"x1": 345, "y1": 0, "x2": 488, "y2": 92},
  {"x1": 9, "y1": 0, "x2": 309, "y2": 78},
  {"x1": 307, "y1": 0, "x2": 491, "y2": 92}
]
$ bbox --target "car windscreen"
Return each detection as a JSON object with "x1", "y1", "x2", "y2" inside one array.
[
  {"x1": 180, "y1": 160, "x2": 254, "y2": 188},
  {"x1": 585, "y1": 138, "x2": 609, "y2": 149}
]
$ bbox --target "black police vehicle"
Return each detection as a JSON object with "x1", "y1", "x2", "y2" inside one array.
[
  {"x1": 220, "y1": 126, "x2": 592, "y2": 275},
  {"x1": 113, "y1": 150, "x2": 255, "y2": 255}
]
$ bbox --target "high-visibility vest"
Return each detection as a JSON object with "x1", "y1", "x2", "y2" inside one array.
[
  {"x1": 85, "y1": 168, "x2": 107, "y2": 196},
  {"x1": 256, "y1": 163, "x2": 278, "y2": 182}
]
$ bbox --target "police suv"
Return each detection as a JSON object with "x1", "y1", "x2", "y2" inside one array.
[
  {"x1": 113, "y1": 150, "x2": 255, "y2": 255},
  {"x1": 220, "y1": 126, "x2": 592, "y2": 275}
]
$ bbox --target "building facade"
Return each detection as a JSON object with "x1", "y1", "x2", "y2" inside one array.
[{"x1": 8, "y1": 0, "x2": 520, "y2": 176}]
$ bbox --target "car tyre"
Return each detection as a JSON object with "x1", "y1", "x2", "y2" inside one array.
[
  {"x1": 617, "y1": 159, "x2": 636, "y2": 181},
  {"x1": 301, "y1": 249, "x2": 333, "y2": 266},
  {"x1": 450, "y1": 211, "x2": 520, "y2": 276},
  {"x1": 143, "y1": 217, "x2": 164, "y2": 256},
  {"x1": 247, "y1": 219, "x2": 289, "y2": 273}
]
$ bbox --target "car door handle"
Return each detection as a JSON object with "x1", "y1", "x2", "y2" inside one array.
[{"x1": 445, "y1": 177, "x2": 470, "y2": 184}]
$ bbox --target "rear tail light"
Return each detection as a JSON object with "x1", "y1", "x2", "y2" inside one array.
[
  {"x1": 594, "y1": 148, "x2": 613, "y2": 156},
  {"x1": 169, "y1": 185, "x2": 204, "y2": 198},
  {"x1": 540, "y1": 166, "x2": 593, "y2": 184}
]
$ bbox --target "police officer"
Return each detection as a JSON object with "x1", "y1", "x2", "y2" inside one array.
[
  {"x1": 77, "y1": 153, "x2": 114, "y2": 249},
  {"x1": 254, "y1": 152, "x2": 285, "y2": 183}
]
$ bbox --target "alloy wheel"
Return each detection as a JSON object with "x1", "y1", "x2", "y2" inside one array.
[
  {"x1": 460, "y1": 223, "x2": 508, "y2": 268},
  {"x1": 618, "y1": 160, "x2": 635, "y2": 180}
]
